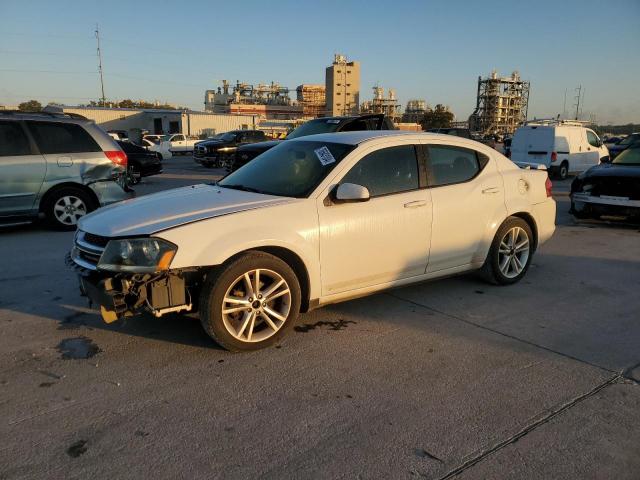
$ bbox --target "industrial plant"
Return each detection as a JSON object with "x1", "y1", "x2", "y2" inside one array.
[{"x1": 469, "y1": 70, "x2": 530, "y2": 136}]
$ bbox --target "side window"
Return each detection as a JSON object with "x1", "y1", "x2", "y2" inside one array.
[
  {"x1": 174, "y1": 134, "x2": 185, "y2": 142},
  {"x1": 0, "y1": 121, "x2": 32, "y2": 156},
  {"x1": 427, "y1": 145, "x2": 482, "y2": 186},
  {"x1": 586, "y1": 130, "x2": 600, "y2": 148},
  {"x1": 26, "y1": 121, "x2": 101, "y2": 154},
  {"x1": 341, "y1": 145, "x2": 419, "y2": 197}
]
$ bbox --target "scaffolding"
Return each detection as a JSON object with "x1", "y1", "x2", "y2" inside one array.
[
  {"x1": 360, "y1": 86, "x2": 401, "y2": 121},
  {"x1": 296, "y1": 84, "x2": 326, "y2": 118},
  {"x1": 469, "y1": 70, "x2": 530, "y2": 136}
]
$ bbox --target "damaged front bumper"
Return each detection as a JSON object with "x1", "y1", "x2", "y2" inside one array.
[{"x1": 66, "y1": 252, "x2": 193, "y2": 323}]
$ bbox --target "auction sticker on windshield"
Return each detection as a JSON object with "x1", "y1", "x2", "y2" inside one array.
[{"x1": 314, "y1": 146, "x2": 336, "y2": 166}]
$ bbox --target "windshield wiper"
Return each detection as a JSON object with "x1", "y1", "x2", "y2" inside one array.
[{"x1": 219, "y1": 184, "x2": 268, "y2": 194}]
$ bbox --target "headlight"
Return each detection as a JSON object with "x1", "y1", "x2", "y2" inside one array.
[{"x1": 98, "y1": 238, "x2": 177, "y2": 273}]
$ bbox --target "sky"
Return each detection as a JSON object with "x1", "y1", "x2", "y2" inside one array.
[{"x1": 1, "y1": 0, "x2": 639, "y2": 124}]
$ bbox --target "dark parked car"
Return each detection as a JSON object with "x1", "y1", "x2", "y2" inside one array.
[
  {"x1": 230, "y1": 114, "x2": 395, "y2": 172},
  {"x1": 570, "y1": 145, "x2": 640, "y2": 221},
  {"x1": 194, "y1": 130, "x2": 266, "y2": 168},
  {"x1": 117, "y1": 140, "x2": 163, "y2": 185},
  {"x1": 608, "y1": 133, "x2": 640, "y2": 160}
]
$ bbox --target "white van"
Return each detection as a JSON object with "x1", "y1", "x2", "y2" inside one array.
[{"x1": 510, "y1": 120, "x2": 609, "y2": 179}]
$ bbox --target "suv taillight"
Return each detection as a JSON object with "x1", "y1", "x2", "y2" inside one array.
[
  {"x1": 545, "y1": 177, "x2": 553, "y2": 197},
  {"x1": 550, "y1": 151, "x2": 558, "y2": 163},
  {"x1": 105, "y1": 150, "x2": 127, "y2": 167}
]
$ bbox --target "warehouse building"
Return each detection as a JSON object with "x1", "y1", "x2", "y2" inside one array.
[{"x1": 45, "y1": 105, "x2": 258, "y2": 138}]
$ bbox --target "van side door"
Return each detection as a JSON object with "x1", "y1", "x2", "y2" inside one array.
[{"x1": 0, "y1": 120, "x2": 46, "y2": 217}]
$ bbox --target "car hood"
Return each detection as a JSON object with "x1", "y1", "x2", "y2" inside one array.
[
  {"x1": 78, "y1": 184, "x2": 293, "y2": 237},
  {"x1": 580, "y1": 163, "x2": 640, "y2": 178},
  {"x1": 237, "y1": 140, "x2": 281, "y2": 152}
]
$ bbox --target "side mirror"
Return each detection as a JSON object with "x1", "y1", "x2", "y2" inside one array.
[
  {"x1": 334, "y1": 183, "x2": 370, "y2": 203},
  {"x1": 600, "y1": 156, "x2": 611, "y2": 164}
]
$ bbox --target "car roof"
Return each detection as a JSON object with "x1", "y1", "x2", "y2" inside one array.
[
  {"x1": 290, "y1": 130, "x2": 468, "y2": 146},
  {"x1": 0, "y1": 110, "x2": 91, "y2": 123}
]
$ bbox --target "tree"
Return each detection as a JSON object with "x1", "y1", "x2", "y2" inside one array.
[
  {"x1": 18, "y1": 100, "x2": 42, "y2": 112},
  {"x1": 420, "y1": 104, "x2": 454, "y2": 130}
]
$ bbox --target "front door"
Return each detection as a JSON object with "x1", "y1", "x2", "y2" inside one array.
[
  {"x1": 585, "y1": 130, "x2": 604, "y2": 166},
  {"x1": 425, "y1": 143, "x2": 506, "y2": 272},
  {"x1": 171, "y1": 134, "x2": 186, "y2": 152},
  {"x1": 0, "y1": 121, "x2": 46, "y2": 216},
  {"x1": 318, "y1": 144, "x2": 432, "y2": 295}
]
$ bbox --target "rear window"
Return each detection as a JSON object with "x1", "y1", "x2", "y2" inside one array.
[
  {"x1": 0, "y1": 121, "x2": 32, "y2": 156},
  {"x1": 27, "y1": 121, "x2": 101, "y2": 154}
]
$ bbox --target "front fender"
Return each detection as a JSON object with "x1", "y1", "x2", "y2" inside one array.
[{"x1": 155, "y1": 201, "x2": 321, "y2": 299}]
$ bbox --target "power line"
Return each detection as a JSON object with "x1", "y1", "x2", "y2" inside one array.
[{"x1": 0, "y1": 69, "x2": 96, "y2": 74}]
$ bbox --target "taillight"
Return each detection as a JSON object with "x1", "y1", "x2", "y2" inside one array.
[
  {"x1": 545, "y1": 176, "x2": 553, "y2": 197},
  {"x1": 550, "y1": 151, "x2": 558, "y2": 163},
  {"x1": 104, "y1": 150, "x2": 128, "y2": 167}
]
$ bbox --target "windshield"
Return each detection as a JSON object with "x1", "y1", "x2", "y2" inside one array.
[
  {"x1": 612, "y1": 147, "x2": 640, "y2": 165},
  {"x1": 286, "y1": 119, "x2": 343, "y2": 139},
  {"x1": 218, "y1": 140, "x2": 355, "y2": 198},
  {"x1": 219, "y1": 132, "x2": 237, "y2": 141},
  {"x1": 618, "y1": 134, "x2": 639, "y2": 146}
]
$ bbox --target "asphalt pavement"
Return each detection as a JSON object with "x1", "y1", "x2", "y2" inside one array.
[{"x1": 1, "y1": 156, "x2": 638, "y2": 479}]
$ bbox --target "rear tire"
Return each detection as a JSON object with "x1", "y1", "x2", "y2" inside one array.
[
  {"x1": 480, "y1": 217, "x2": 534, "y2": 285},
  {"x1": 557, "y1": 161, "x2": 569, "y2": 180},
  {"x1": 199, "y1": 252, "x2": 302, "y2": 352},
  {"x1": 42, "y1": 187, "x2": 97, "y2": 231}
]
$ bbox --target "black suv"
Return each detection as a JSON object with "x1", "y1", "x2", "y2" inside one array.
[
  {"x1": 229, "y1": 114, "x2": 395, "y2": 172},
  {"x1": 194, "y1": 130, "x2": 266, "y2": 168}
]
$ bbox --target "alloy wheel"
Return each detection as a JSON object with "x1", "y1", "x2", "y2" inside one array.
[
  {"x1": 53, "y1": 195, "x2": 87, "y2": 226},
  {"x1": 221, "y1": 268, "x2": 291, "y2": 342},
  {"x1": 498, "y1": 226, "x2": 530, "y2": 278}
]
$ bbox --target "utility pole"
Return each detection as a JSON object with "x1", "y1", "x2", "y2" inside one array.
[
  {"x1": 95, "y1": 24, "x2": 106, "y2": 106},
  {"x1": 573, "y1": 85, "x2": 582, "y2": 120},
  {"x1": 562, "y1": 88, "x2": 567, "y2": 119}
]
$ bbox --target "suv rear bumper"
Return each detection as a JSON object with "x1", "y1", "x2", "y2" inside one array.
[{"x1": 88, "y1": 180, "x2": 132, "y2": 206}]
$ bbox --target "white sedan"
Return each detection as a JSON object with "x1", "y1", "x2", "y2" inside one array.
[{"x1": 70, "y1": 131, "x2": 556, "y2": 351}]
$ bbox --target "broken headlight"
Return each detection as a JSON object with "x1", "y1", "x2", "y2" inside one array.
[{"x1": 98, "y1": 238, "x2": 177, "y2": 273}]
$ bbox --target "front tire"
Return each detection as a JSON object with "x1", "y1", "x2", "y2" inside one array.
[
  {"x1": 481, "y1": 217, "x2": 534, "y2": 285},
  {"x1": 199, "y1": 252, "x2": 302, "y2": 352}
]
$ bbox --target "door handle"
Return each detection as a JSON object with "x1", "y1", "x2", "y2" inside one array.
[
  {"x1": 482, "y1": 187, "x2": 500, "y2": 194},
  {"x1": 404, "y1": 200, "x2": 428, "y2": 208},
  {"x1": 57, "y1": 156, "x2": 73, "y2": 167}
]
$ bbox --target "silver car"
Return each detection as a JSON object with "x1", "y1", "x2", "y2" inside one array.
[{"x1": 0, "y1": 111, "x2": 130, "y2": 230}]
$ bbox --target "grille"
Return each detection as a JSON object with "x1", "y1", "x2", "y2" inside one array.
[
  {"x1": 71, "y1": 231, "x2": 109, "y2": 270},
  {"x1": 83, "y1": 232, "x2": 110, "y2": 248}
]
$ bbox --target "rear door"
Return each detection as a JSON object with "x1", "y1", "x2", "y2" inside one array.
[
  {"x1": 511, "y1": 127, "x2": 553, "y2": 167},
  {"x1": 0, "y1": 120, "x2": 46, "y2": 216},
  {"x1": 424, "y1": 142, "x2": 506, "y2": 272},
  {"x1": 25, "y1": 121, "x2": 104, "y2": 189}
]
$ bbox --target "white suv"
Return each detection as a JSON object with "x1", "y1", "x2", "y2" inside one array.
[{"x1": 69, "y1": 131, "x2": 556, "y2": 351}]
